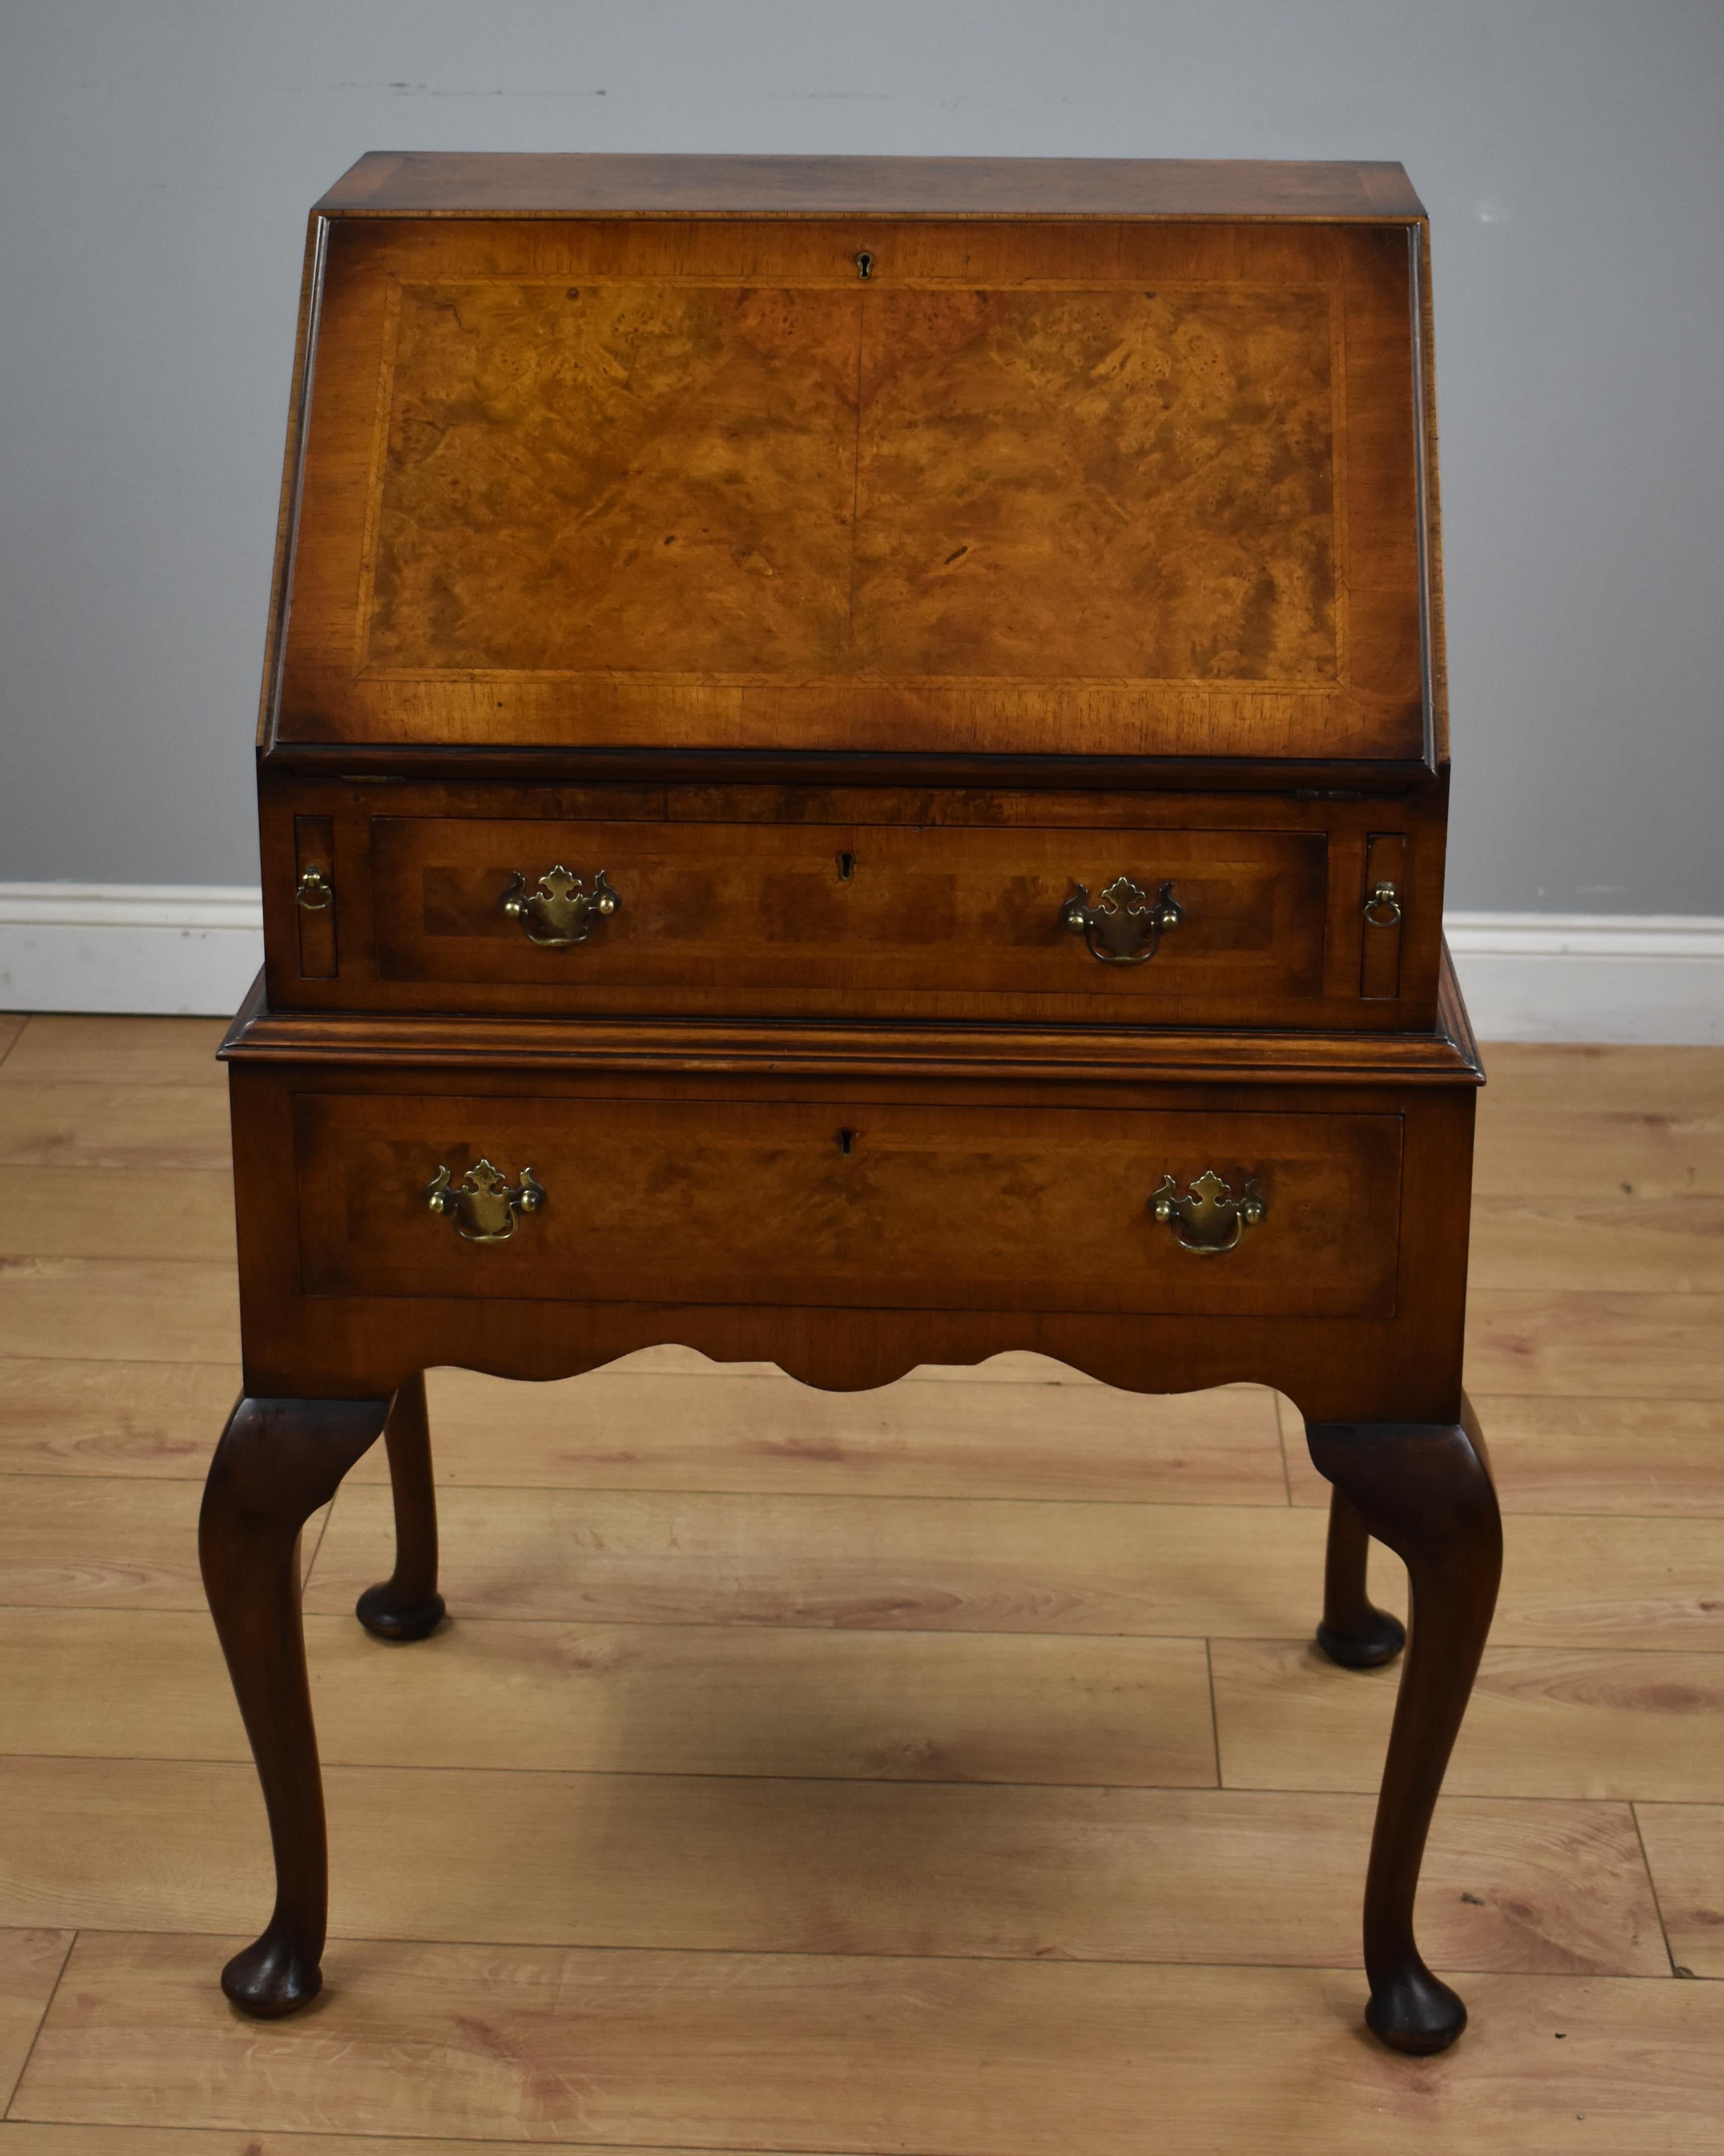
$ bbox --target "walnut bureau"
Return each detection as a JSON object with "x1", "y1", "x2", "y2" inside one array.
[{"x1": 204, "y1": 153, "x2": 1501, "y2": 2055}]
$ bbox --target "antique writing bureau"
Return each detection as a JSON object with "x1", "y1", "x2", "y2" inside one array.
[{"x1": 205, "y1": 154, "x2": 1500, "y2": 2056}]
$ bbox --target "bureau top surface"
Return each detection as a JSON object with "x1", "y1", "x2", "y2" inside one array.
[
  {"x1": 267, "y1": 155, "x2": 1441, "y2": 771},
  {"x1": 317, "y1": 153, "x2": 1427, "y2": 221}
]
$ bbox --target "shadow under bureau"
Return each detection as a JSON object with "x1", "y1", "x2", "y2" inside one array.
[{"x1": 204, "y1": 152, "x2": 1501, "y2": 2057}]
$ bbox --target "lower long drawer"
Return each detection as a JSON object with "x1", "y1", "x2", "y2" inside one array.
[{"x1": 293, "y1": 1092, "x2": 1402, "y2": 1320}]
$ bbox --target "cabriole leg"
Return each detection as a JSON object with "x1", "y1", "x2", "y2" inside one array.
[
  {"x1": 1316, "y1": 1486, "x2": 1407, "y2": 1669},
  {"x1": 1305, "y1": 1397, "x2": 1502, "y2": 2055},
  {"x1": 199, "y1": 1392, "x2": 390, "y2": 2017},
  {"x1": 355, "y1": 1372, "x2": 446, "y2": 1642}
]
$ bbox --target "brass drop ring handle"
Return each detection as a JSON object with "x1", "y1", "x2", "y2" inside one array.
[
  {"x1": 425, "y1": 1159, "x2": 545, "y2": 1244},
  {"x1": 1061, "y1": 876, "x2": 1183, "y2": 965},
  {"x1": 1150, "y1": 1169, "x2": 1266, "y2": 1256},
  {"x1": 295, "y1": 867, "x2": 334, "y2": 911},
  {"x1": 1364, "y1": 880, "x2": 1403, "y2": 928},
  {"x1": 502, "y1": 865, "x2": 620, "y2": 948}
]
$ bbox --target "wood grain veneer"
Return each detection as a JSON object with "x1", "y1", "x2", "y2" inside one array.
[{"x1": 272, "y1": 212, "x2": 1427, "y2": 764}]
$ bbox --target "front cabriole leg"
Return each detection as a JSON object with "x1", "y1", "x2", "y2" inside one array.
[
  {"x1": 1305, "y1": 1397, "x2": 1502, "y2": 2055},
  {"x1": 199, "y1": 1392, "x2": 390, "y2": 2016}
]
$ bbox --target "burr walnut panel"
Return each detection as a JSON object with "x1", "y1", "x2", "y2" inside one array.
[
  {"x1": 366, "y1": 281, "x2": 1338, "y2": 686},
  {"x1": 850, "y1": 285, "x2": 1337, "y2": 684},
  {"x1": 367, "y1": 281, "x2": 862, "y2": 677},
  {"x1": 292, "y1": 1091, "x2": 1404, "y2": 1320},
  {"x1": 274, "y1": 216, "x2": 1424, "y2": 760}
]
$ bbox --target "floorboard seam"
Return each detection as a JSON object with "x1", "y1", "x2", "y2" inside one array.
[
  {"x1": 1203, "y1": 1637, "x2": 1223, "y2": 1788},
  {"x1": 1628, "y1": 1798, "x2": 1688, "y2": 1979},
  {"x1": 2, "y1": 1928, "x2": 1704, "y2": 1980},
  {"x1": 0, "y1": 1925, "x2": 74, "y2": 2121}
]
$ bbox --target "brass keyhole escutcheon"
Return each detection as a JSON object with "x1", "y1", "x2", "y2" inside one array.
[
  {"x1": 855, "y1": 250, "x2": 875, "y2": 280},
  {"x1": 1150, "y1": 1169, "x2": 1266, "y2": 1256},
  {"x1": 295, "y1": 866, "x2": 334, "y2": 911}
]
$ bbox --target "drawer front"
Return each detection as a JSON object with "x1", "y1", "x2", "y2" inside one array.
[
  {"x1": 295, "y1": 1092, "x2": 1401, "y2": 1320},
  {"x1": 371, "y1": 816, "x2": 1327, "y2": 1017}
]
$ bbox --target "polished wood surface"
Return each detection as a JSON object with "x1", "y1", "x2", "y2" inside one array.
[
  {"x1": 292, "y1": 1089, "x2": 1403, "y2": 1317},
  {"x1": 275, "y1": 208, "x2": 1427, "y2": 762},
  {"x1": 1307, "y1": 1401, "x2": 1503, "y2": 2050},
  {"x1": 258, "y1": 771, "x2": 1451, "y2": 1029},
  {"x1": 228, "y1": 155, "x2": 1470, "y2": 2058},
  {"x1": 226, "y1": 1042, "x2": 1472, "y2": 1414},
  {"x1": 1317, "y1": 1485, "x2": 1407, "y2": 1668},
  {"x1": 370, "y1": 814, "x2": 1328, "y2": 1013},
  {"x1": 199, "y1": 1393, "x2": 389, "y2": 2015},
  {"x1": 1, "y1": 1021, "x2": 1721, "y2": 2144},
  {"x1": 318, "y1": 151, "x2": 1429, "y2": 219},
  {"x1": 366, "y1": 281, "x2": 1338, "y2": 680},
  {"x1": 223, "y1": 981, "x2": 1477, "y2": 1083},
  {"x1": 352, "y1": 1372, "x2": 443, "y2": 1643}
]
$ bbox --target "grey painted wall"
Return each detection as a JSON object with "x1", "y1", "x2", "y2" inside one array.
[{"x1": 2, "y1": 1, "x2": 1720, "y2": 910}]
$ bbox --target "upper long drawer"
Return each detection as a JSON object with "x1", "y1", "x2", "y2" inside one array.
[
  {"x1": 263, "y1": 780, "x2": 1443, "y2": 1027},
  {"x1": 270, "y1": 212, "x2": 1433, "y2": 764},
  {"x1": 370, "y1": 815, "x2": 1325, "y2": 1021}
]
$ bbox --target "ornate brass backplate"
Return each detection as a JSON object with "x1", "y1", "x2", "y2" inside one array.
[
  {"x1": 424, "y1": 1159, "x2": 545, "y2": 1243},
  {"x1": 501, "y1": 865, "x2": 620, "y2": 948},
  {"x1": 1061, "y1": 875, "x2": 1183, "y2": 965},
  {"x1": 1150, "y1": 1167, "x2": 1266, "y2": 1255}
]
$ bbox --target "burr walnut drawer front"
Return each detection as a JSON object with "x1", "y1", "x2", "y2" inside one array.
[
  {"x1": 368, "y1": 816, "x2": 1327, "y2": 1020},
  {"x1": 293, "y1": 1092, "x2": 1402, "y2": 1320}
]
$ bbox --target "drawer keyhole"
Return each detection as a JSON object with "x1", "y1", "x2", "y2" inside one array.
[
  {"x1": 836, "y1": 851, "x2": 856, "y2": 882},
  {"x1": 838, "y1": 1128, "x2": 857, "y2": 1156}
]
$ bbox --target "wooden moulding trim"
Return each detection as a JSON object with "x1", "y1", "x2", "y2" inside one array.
[
  {"x1": 1408, "y1": 226, "x2": 1437, "y2": 773},
  {"x1": 257, "y1": 742, "x2": 1436, "y2": 797},
  {"x1": 1414, "y1": 221, "x2": 1450, "y2": 770},
  {"x1": 314, "y1": 153, "x2": 1428, "y2": 224},
  {"x1": 219, "y1": 986, "x2": 1483, "y2": 1089},
  {"x1": 1437, "y1": 937, "x2": 1482, "y2": 1077}
]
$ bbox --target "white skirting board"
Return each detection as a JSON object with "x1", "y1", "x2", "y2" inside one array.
[
  {"x1": 1443, "y1": 913, "x2": 1724, "y2": 1046},
  {"x1": 0, "y1": 883, "x2": 1720, "y2": 1044},
  {"x1": 0, "y1": 884, "x2": 266, "y2": 1021}
]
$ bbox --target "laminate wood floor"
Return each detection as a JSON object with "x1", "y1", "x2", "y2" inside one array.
[{"x1": 0, "y1": 1015, "x2": 1719, "y2": 2151}]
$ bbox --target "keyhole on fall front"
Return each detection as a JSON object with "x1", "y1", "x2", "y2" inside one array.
[
  {"x1": 838, "y1": 1128, "x2": 856, "y2": 1157},
  {"x1": 836, "y1": 851, "x2": 856, "y2": 881},
  {"x1": 855, "y1": 251, "x2": 875, "y2": 281}
]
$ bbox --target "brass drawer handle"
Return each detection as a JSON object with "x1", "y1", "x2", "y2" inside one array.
[
  {"x1": 1364, "y1": 880, "x2": 1403, "y2": 928},
  {"x1": 1150, "y1": 1169, "x2": 1266, "y2": 1256},
  {"x1": 1061, "y1": 876, "x2": 1183, "y2": 965},
  {"x1": 502, "y1": 865, "x2": 620, "y2": 948},
  {"x1": 295, "y1": 867, "x2": 334, "y2": 911},
  {"x1": 424, "y1": 1159, "x2": 545, "y2": 1244}
]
